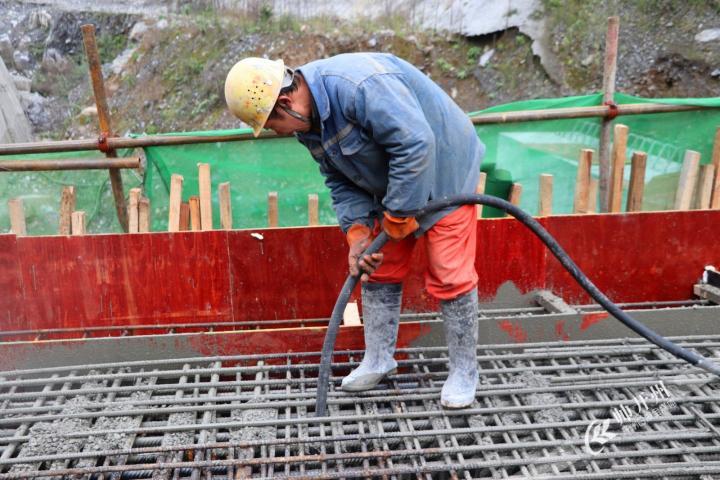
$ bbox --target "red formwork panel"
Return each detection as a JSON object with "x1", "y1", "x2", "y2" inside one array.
[
  {"x1": 227, "y1": 227, "x2": 351, "y2": 322},
  {"x1": 226, "y1": 217, "x2": 549, "y2": 321},
  {"x1": 227, "y1": 228, "x2": 441, "y2": 320},
  {"x1": 0, "y1": 234, "x2": 24, "y2": 331},
  {"x1": 544, "y1": 211, "x2": 720, "y2": 304},
  {"x1": 475, "y1": 217, "x2": 548, "y2": 301},
  {"x1": 2, "y1": 210, "x2": 719, "y2": 334},
  {"x1": 14, "y1": 231, "x2": 232, "y2": 332}
]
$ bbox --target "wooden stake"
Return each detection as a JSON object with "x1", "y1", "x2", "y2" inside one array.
[
  {"x1": 609, "y1": 123, "x2": 628, "y2": 213},
  {"x1": 71, "y1": 211, "x2": 86, "y2": 235},
  {"x1": 197, "y1": 163, "x2": 212, "y2": 230},
  {"x1": 127, "y1": 188, "x2": 141, "y2": 233},
  {"x1": 138, "y1": 197, "x2": 150, "y2": 233},
  {"x1": 711, "y1": 127, "x2": 720, "y2": 209},
  {"x1": 81, "y1": 24, "x2": 128, "y2": 232},
  {"x1": 588, "y1": 179, "x2": 599, "y2": 213},
  {"x1": 307, "y1": 193, "x2": 319, "y2": 226},
  {"x1": 189, "y1": 196, "x2": 201, "y2": 231},
  {"x1": 58, "y1": 186, "x2": 76, "y2": 235},
  {"x1": 506, "y1": 183, "x2": 522, "y2": 216},
  {"x1": 697, "y1": 164, "x2": 715, "y2": 210},
  {"x1": 674, "y1": 150, "x2": 701, "y2": 210},
  {"x1": 219, "y1": 182, "x2": 232, "y2": 230},
  {"x1": 598, "y1": 16, "x2": 620, "y2": 212},
  {"x1": 8, "y1": 198, "x2": 26, "y2": 236},
  {"x1": 626, "y1": 151, "x2": 647, "y2": 212},
  {"x1": 168, "y1": 174, "x2": 183, "y2": 232},
  {"x1": 538, "y1": 174, "x2": 553, "y2": 216},
  {"x1": 476, "y1": 172, "x2": 487, "y2": 219},
  {"x1": 179, "y1": 202, "x2": 190, "y2": 231},
  {"x1": 573, "y1": 149, "x2": 593, "y2": 214},
  {"x1": 268, "y1": 192, "x2": 279, "y2": 227},
  {"x1": 712, "y1": 176, "x2": 720, "y2": 210},
  {"x1": 343, "y1": 301, "x2": 361, "y2": 326}
]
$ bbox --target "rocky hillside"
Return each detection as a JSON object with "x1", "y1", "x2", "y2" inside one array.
[{"x1": 1, "y1": 0, "x2": 719, "y2": 140}]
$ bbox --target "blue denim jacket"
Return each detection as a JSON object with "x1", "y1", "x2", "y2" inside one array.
[{"x1": 296, "y1": 53, "x2": 484, "y2": 233}]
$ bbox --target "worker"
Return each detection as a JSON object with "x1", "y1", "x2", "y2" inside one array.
[{"x1": 224, "y1": 53, "x2": 484, "y2": 408}]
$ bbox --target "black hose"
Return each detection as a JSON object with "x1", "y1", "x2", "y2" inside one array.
[
  {"x1": 315, "y1": 231, "x2": 390, "y2": 417},
  {"x1": 314, "y1": 194, "x2": 720, "y2": 417}
]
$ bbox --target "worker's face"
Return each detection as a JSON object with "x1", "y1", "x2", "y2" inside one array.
[{"x1": 264, "y1": 95, "x2": 311, "y2": 135}]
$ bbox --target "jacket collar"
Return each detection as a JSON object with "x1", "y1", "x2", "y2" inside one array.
[{"x1": 297, "y1": 64, "x2": 330, "y2": 123}]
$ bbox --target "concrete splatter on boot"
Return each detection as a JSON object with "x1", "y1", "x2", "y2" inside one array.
[
  {"x1": 341, "y1": 282, "x2": 402, "y2": 392},
  {"x1": 440, "y1": 289, "x2": 479, "y2": 408}
]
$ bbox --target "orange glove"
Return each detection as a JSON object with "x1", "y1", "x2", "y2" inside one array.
[
  {"x1": 346, "y1": 224, "x2": 383, "y2": 281},
  {"x1": 382, "y1": 212, "x2": 419, "y2": 240}
]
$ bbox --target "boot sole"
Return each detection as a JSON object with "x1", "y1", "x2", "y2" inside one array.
[
  {"x1": 341, "y1": 368, "x2": 397, "y2": 392},
  {"x1": 440, "y1": 400, "x2": 473, "y2": 409}
]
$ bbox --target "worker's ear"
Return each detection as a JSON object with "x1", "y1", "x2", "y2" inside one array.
[{"x1": 276, "y1": 94, "x2": 292, "y2": 108}]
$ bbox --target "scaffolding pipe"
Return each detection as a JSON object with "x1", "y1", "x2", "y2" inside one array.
[
  {"x1": 0, "y1": 157, "x2": 141, "y2": 172},
  {"x1": 0, "y1": 103, "x2": 711, "y2": 157}
]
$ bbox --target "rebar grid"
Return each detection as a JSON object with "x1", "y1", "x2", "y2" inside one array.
[{"x1": 1, "y1": 336, "x2": 720, "y2": 479}]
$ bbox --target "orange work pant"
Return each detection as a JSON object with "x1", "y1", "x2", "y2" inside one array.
[{"x1": 368, "y1": 205, "x2": 478, "y2": 300}]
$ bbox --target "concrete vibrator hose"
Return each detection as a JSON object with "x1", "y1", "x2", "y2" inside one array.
[{"x1": 315, "y1": 194, "x2": 720, "y2": 417}]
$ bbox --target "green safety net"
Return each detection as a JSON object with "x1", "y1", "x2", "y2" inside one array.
[
  {"x1": 0, "y1": 149, "x2": 142, "y2": 235},
  {"x1": 1, "y1": 93, "x2": 718, "y2": 235},
  {"x1": 474, "y1": 93, "x2": 720, "y2": 216}
]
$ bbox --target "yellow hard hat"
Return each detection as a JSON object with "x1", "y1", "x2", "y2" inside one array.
[{"x1": 224, "y1": 57, "x2": 286, "y2": 137}]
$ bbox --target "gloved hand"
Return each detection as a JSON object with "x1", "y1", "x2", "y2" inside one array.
[
  {"x1": 347, "y1": 224, "x2": 384, "y2": 282},
  {"x1": 382, "y1": 212, "x2": 419, "y2": 240}
]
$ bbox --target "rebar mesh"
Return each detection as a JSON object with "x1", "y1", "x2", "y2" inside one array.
[{"x1": 1, "y1": 336, "x2": 720, "y2": 479}]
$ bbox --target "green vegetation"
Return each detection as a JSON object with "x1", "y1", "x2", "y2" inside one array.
[
  {"x1": 162, "y1": 55, "x2": 204, "y2": 86},
  {"x1": 436, "y1": 57, "x2": 454, "y2": 74},
  {"x1": 191, "y1": 93, "x2": 220, "y2": 118},
  {"x1": 540, "y1": 0, "x2": 605, "y2": 88},
  {"x1": 635, "y1": 0, "x2": 720, "y2": 14},
  {"x1": 194, "y1": 5, "x2": 300, "y2": 35},
  {"x1": 259, "y1": 3, "x2": 274, "y2": 23},
  {"x1": 97, "y1": 31, "x2": 127, "y2": 63},
  {"x1": 32, "y1": 58, "x2": 87, "y2": 98},
  {"x1": 467, "y1": 46, "x2": 482, "y2": 63},
  {"x1": 352, "y1": 14, "x2": 416, "y2": 37},
  {"x1": 28, "y1": 42, "x2": 45, "y2": 61}
]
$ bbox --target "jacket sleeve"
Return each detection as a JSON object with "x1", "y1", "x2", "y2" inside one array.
[
  {"x1": 318, "y1": 160, "x2": 375, "y2": 233},
  {"x1": 350, "y1": 73, "x2": 435, "y2": 216}
]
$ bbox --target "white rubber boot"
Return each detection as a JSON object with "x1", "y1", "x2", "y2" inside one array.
[
  {"x1": 440, "y1": 289, "x2": 479, "y2": 408},
  {"x1": 341, "y1": 282, "x2": 402, "y2": 392}
]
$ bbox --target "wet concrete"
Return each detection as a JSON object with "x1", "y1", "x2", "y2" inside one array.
[
  {"x1": 228, "y1": 397, "x2": 278, "y2": 478},
  {"x1": 71, "y1": 388, "x2": 152, "y2": 477},
  {"x1": 503, "y1": 370, "x2": 578, "y2": 475},
  {"x1": 6, "y1": 289, "x2": 720, "y2": 371},
  {"x1": 9, "y1": 372, "x2": 104, "y2": 475},
  {"x1": 151, "y1": 409, "x2": 196, "y2": 480}
]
